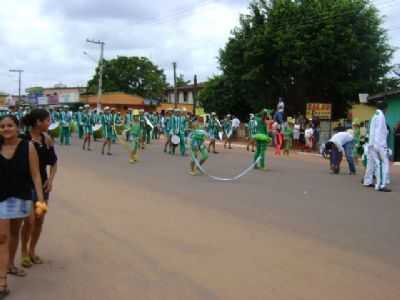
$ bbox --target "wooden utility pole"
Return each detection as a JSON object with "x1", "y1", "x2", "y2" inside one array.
[{"x1": 173, "y1": 62, "x2": 177, "y2": 108}]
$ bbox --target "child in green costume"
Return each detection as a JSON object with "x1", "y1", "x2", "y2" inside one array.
[
  {"x1": 189, "y1": 126, "x2": 209, "y2": 176},
  {"x1": 129, "y1": 111, "x2": 142, "y2": 163},
  {"x1": 254, "y1": 109, "x2": 271, "y2": 170},
  {"x1": 283, "y1": 118, "x2": 294, "y2": 156}
]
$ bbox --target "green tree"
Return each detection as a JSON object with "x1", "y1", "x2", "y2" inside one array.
[
  {"x1": 206, "y1": 0, "x2": 393, "y2": 118},
  {"x1": 199, "y1": 75, "x2": 252, "y2": 120},
  {"x1": 26, "y1": 87, "x2": 44, "y2": 95},
  {"x1": 87, "y1": 56, "x2": 168, "y2": 99}
]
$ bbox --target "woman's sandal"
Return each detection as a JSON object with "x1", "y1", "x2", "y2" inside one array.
[
  {"x1": 0, "y1": 276, "x2": 10, "y2": 298},
  {"x1": 7, "y1": 266, "x2": 26, "y2": 277},
  {"x1": 30, "y1": 255, "x2": 44, "y2": 265},
  {"x1": 21, "y1": 256, "x2": 33, "y2": 268}
]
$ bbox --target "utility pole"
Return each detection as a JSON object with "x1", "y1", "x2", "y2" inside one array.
[
  {"x1": 9, "y1": 69, "x2": 23, "y2": 106},
  {"x1": 173, "y1": 62, "x2": 177, "y2": 108},
  {"x1": 86, "y1": 39, "x2": 105, "y2": 112},
  {"x1": 193, "y1": 75, "x2": 197, "y2": 115}
]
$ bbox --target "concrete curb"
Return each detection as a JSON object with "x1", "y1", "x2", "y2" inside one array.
[{"x1": 215, "y1": 141, "x2": 400, "y2": 166}]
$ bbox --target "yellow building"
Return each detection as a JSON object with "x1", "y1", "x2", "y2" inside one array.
[
  {"x1": 350, "y1": 104, "x2": 376, "y2": 123},
  {"x1": 0, "y1": 95, "x2": 6, "y2": 107},
  {"x1": 81, "y1": 92, "x2": 145, "y2": 114},
  {"x1": 80, "y1": 92, "x2": 196, "y2": 114},
  {"x1": 157, "y1": 103, "x2": 194, "y2": 113}
]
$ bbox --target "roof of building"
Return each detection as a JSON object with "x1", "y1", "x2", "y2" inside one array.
[
  {"x1": 43, "y1": 86, "x2": 87, "y2": 91},
  {"x1": 368, "y1": 89, "x2": 400, "y2": 102},
  {"x1": 85, "y1": 92, "x2": 145, "y2": 105},
  {"x1": 166, "y1": 83, "x2": 205, "y2": 92}
]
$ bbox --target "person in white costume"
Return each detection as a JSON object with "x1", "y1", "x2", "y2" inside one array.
[{"x1": 364, "y1": 101, "x2": 391, "y2": 192}]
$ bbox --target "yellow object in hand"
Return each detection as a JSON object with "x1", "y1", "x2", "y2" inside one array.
[{"x1": 35, "y1": 202, "x2": 48, "y2": 216}]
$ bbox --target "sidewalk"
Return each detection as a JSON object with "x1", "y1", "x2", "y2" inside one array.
[{"x1": 215, "y1": 140, "x2": 400, "y2": 167}]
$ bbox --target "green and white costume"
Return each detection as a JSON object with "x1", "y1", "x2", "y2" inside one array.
[
  {"x1": 283, "y1": 126, "x2": 293, "y2": 151},
  {"x1": 223, "y1": 118, "x2": 233, "y2": 139},
  {"x1": 248, "y1": 118, "x2": 257, "y2": 139},
  {"x1": 191, "y1": 129, "x2": 209, "y2": 162},
  {"x1": 60, "y1": 110, "x2": 72, "y2": 145},
  {"x1": 171, "y1": 114, "x2": 187, "y2": 156},
  {"x1": 83, "y1": 111, "x2": 94, "y2": 135},
  {"x1": 207, "y1": 117, "x2": 220, "y2": 141},
  {"x1": 101, "y1": 112, "x2": 113, "y2": 140},
  {"x1": 75, "y1": 110, "x2": 84, "y2": 139},
  {"x1": 129, "y1": 120, "x2": 142, "y2": 152}
]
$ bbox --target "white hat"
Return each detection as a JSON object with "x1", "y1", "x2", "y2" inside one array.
[
  {"x1": 104, "y1": 106, "x2": 110, "y2": 111},
  {"x1": 347, "y1": 129, "x2": 354, "y2": 137},
  {"x1": 64, "y1": 105, "x2": 69, "y2": 108},
  {"x1": 84, "y1": 104, "x2": 90, "y2": 108}
]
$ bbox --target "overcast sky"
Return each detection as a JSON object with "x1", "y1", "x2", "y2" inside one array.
[{"x1": 0, "y1": 0, "x2": 399, "y2": 95}]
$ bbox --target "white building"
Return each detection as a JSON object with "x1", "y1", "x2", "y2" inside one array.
[
  {"x1": 43, "y1": 86, "x2": 86, "y2": 105},
  {"x1": 165, "y1": 83, "x2": 204, "y2": 105}
]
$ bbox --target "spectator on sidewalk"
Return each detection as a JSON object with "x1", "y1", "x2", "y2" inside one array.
[
  {"x1": 21, "y1": 109, "x2": 58, "y2": 269},
  {"x1": 304, "y1": 123, "x2": 314, "y2": 151},
  {"x1": 0, "y1": 114, "x2": 45, "y2": 297},
  {"x1": 322, "y1": 130, "x2": 356, "y2": 175}
]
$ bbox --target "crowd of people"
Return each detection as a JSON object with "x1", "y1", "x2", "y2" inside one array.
[
  {"x1": 321, "y1": 101, "x2": 393, "y2": 192},
  {"x1": 0, "y1": 99, "x2": 396, "y2": 296}
]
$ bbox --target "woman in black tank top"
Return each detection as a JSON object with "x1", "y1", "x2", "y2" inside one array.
[
  {"x1": 21, "y1": 109, "x2": 58, "y2": 269},
  {"x1": 0, "y1": 114, "x2": 45, "y2": 297}
]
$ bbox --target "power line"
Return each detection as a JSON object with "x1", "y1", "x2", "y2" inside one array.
[{"x1": 128, "y1": 0, "x2": 217, "y2": 27}]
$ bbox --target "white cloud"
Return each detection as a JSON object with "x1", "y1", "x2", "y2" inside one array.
[
  {"x1": 0, "y1": 0, "x2": 399, "y2": 95},
  {"x1": 0, "y1": 0, "x2": 247, "y2": 94}
]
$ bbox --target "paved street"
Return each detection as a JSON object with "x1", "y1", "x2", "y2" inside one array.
[{"x1": 9, "y1": 138, "x2": 400, "y2": 300}]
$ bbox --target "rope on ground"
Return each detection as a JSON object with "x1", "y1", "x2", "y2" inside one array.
[{"x1": 192, "y1": 153, "x2": 261, "y2": 182}]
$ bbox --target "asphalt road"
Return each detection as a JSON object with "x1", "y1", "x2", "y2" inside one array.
[{"x1": 8, "y1": 137, "x2": 400, "y2": 300}]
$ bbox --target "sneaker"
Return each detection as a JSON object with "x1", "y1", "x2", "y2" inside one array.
[
  {"x1": 377, "y1": 187, "x2": 392, "y2": 192},
  {"x1": 363, "y1": 184, "x2": 374, "y2": 188}
]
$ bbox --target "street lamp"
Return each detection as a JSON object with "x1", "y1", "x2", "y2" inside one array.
[
  {"x1": 9, "y1": 69, "x2": 23, "y2": 105},
  {"x1": 83, "y1": 51, "x2": 97, "y2": 63}
]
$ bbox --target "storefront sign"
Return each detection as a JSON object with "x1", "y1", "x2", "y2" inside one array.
[{"x1": 306, "y1": 103, "x2": 332, "y2": 120}]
